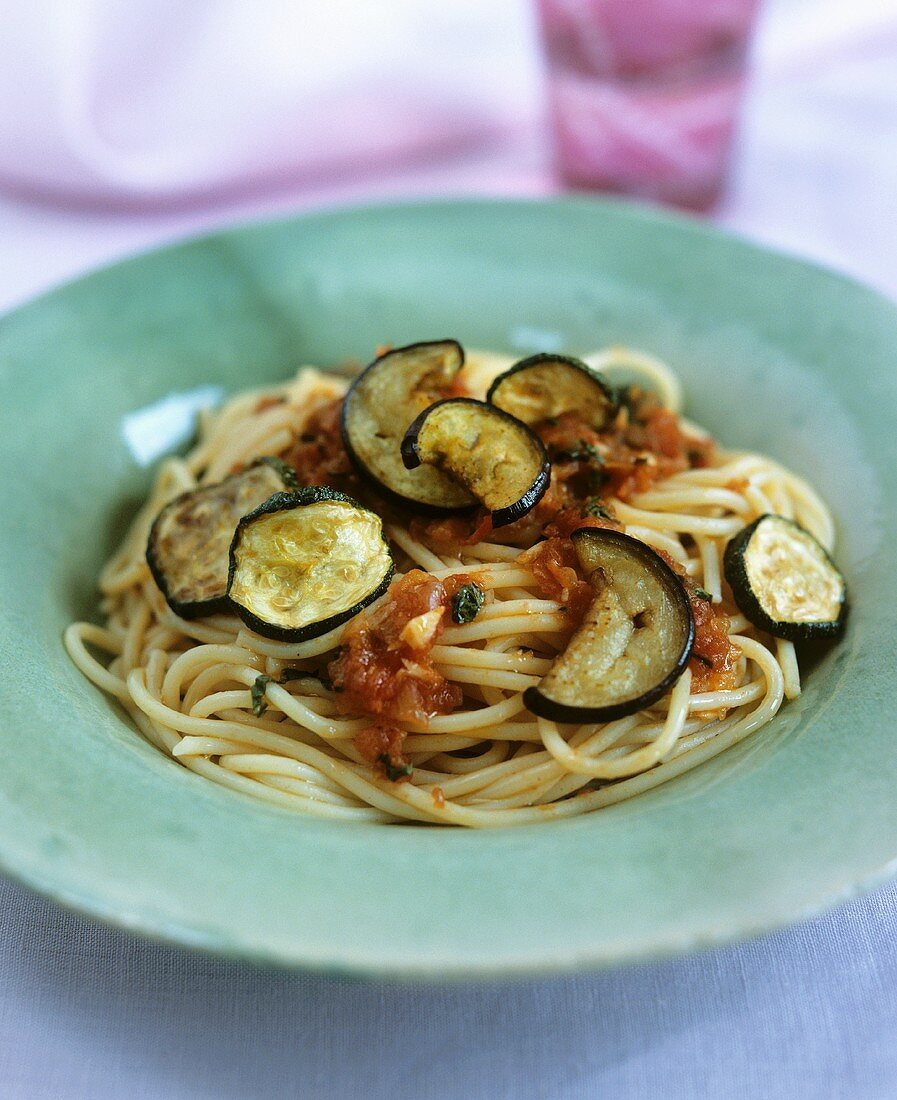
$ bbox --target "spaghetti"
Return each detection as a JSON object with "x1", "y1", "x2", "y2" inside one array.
[{"x1": 65, "y1": 348, "x2": 838, "y2": 826}]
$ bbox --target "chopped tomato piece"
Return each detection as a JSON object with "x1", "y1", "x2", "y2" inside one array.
[
  {"x1": 354, "y1": 723, "x2": 411, "y2": 781},
  {"x1": 688, "y1": 594, "x2": 740, "y2": 692},
  {"x1": 519, "y1": 537, "x2": 593, "y2": 633},
  {"x1": 284, "y1": 396, "x2": 354, "y2": 489},
  {"x1": 328, "y1": 570, "x2": 463, "y2": 723}
]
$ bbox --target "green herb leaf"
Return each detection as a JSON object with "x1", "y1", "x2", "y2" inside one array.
[
  {"x1": 451, "y1": 582, "x2": 486, "y2": 624},
  {"x1": 693, "y1": 587, "x2": 713, "y2": 602},
  {"x1": 251, "y1": 674, "x2": 273, "y2": 717},
  {"x1": 256, "y1": 455, "x2": 300, "y2": 490},
  {"x1": 588, "y1": 468, "x2": 609, "y2": 493},
  {"x1": 307, "y1": 668, "x2": 334, "y2": 691},
  {"x1": 378, "y1": 753, "x2": 413, "y2": 782},
  {"x1": 555, "y1": 439, "x2": 605, "y2": 465},
  {"x1": 584, "y1": 499, "x2": 614, "y2": 521}
]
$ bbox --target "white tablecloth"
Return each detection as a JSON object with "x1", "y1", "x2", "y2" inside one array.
[{"x1": 2, "y1": 0, "x2": 895, "y2": 1095}]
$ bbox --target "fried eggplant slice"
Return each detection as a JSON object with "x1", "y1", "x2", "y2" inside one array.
[
  {"x1": 400, "y1": 398, "x2": 550, "y2": 527},
  {"x1": 146, "y1": 457, "x2": 299, "y2": 618},
  {"x1": 227, "y1": 487, "x2": 394, "y2": 642},
  {"x1": 723, "y1": 514, "x2": 847, "y2": 640},
  {"x1": 340, "y1": 339, "x2": 476, "y2": 512},
  {"x1": 524, "y1": 529, "x2": 694, "y2": 722},
  {"x1": 486, "y1": 353, "x2": 616, "y2": 429}
]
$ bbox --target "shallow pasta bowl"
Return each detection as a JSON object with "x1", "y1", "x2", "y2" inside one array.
[{"x1": 0, "y1": 198, "x2": 894, "y2": 978}]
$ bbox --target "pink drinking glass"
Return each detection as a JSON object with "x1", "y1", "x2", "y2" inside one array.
[{"x1": 536, "y1": 0, "x2": 761, "y2": 210}]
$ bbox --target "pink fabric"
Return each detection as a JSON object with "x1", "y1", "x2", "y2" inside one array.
[{"x1": 0, "y1": 1, "x2": 541, "y2": 204}]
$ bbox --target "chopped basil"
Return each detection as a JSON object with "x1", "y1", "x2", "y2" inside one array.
[
  {"x1": 255, "y1": 456, "x2": 300, "y2": 489},
  {"x1": 555, "y1": 439, "x2": 604, "y2": 466},
  {"x1": 251, "y1": 674, "x2": 273, "y2": 717},
  {"x1": 280, "y1": 667, "x2": 334, "y2": 690},
  {"x1": 252, "y1": 667, "x2": 330, "y2": 716},
  {"x1": 451, "y1": 582, "x2": 486, "y2": 624},
  {"x1": 378, "y1": 753, "x2": 413, "y2": 781},
  {"x1": 589, "y1": 468, "x2": 608, "y2": 492},
  {"x1": 277, "y1": 667, "x2": 306, "y2": 682},
  {"x1": 693, "y1": 587, "x2": 712, "y2": 602},
  {"x1": 584, "y1": 499, "x2": 614, "y2": 522}
]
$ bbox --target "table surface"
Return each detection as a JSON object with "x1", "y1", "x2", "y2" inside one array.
[{"x1": 2, "y1": 0, "x2": 896, "y2": 1095}]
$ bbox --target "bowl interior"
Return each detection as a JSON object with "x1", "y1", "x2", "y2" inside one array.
[{"x1": 0, "y1": 199, "x2": 894, "y2": 977}]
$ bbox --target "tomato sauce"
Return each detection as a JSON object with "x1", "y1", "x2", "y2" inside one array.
[
  {"x1": 688, "y1": 594, "x2": 740, "y2": 692},
  {"x1": 518, "y1": 537, "x2": 593, "y2": 635},
  {"x1": 536, "y1": 403, "x2": 713, "y2": 506},
  {"x1": 284, "y1": 396, "x2": 355, "y2": 490},
  {"x1": 409, "y1": 513, "x2": 493, "y2": 554},
  {"x1": 354, "y1": 723, "x2": 411, "y2": 781},
  {"x1": 328, "y1": 570, "x2": 464, "y2": 723}
]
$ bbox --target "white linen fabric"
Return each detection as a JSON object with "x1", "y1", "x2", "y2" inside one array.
[
  {"x1": 1, "y1": 873, "x2": 896, "y2": 1099},
  {"x1": 1, "y1": 0, "x2": 896, "y2": 1095}
]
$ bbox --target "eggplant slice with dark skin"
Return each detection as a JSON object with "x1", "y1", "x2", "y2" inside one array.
[
  {"x1": 340, "y1": 339, "x2": 477, "y2": 512},
  {"x1": 147, "y1": 457, "x2": 299, "y2": 619},
  {"x1": 723, "y1": 514, "x2": 847, "y2": 641},
  {"x1": 400, "y1": 397, "x2": 551, "y2": 527},
  {"x1": 486, "y1": 353, "x2": 617, "y2": 429},
  {"x1": 227, "y1": 487, "x2": 394, "y2": 642},
  {"x1": 524, "y1": 528, "x2": 695, "y2": 723}
]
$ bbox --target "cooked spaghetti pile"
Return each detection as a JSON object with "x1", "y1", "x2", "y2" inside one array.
[{"x1": 66, "y1": 346, "x2": 842, "y2": 825}]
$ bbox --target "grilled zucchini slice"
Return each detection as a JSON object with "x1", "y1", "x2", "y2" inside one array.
[
  {"x1": 400, "y1": 398, "x2": 550, "y2": 527},
  {"x1": 146, "y1": 457, "x2": 298, "y2": 618},
  {"x1": 227, "y1": 487, "x2": 394, "y2": 642},
  {"x1": 340, "y1": 339, "x2": 476, "y2": 512},
  {"x1": 525, "y1": 529, "x2": 694, "y2": 722},
  {"x1": 486, "y1": 353, "x2": 616, "y2": 429},
  {"x1": 723, "y1": 514, "x2": 847, "y2": 640}
]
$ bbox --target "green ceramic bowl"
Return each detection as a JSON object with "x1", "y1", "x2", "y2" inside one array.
[{"x1": 0, "y1": 199, "x2": 893, "y2": 979}]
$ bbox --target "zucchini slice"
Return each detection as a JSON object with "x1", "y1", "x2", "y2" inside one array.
[
  {"x1": 723, "y1": 514, "x2": 847, "y2": 640},
  {"x1": 524, "y1": 529, "x2": 694, "y2": 722},
  {"x1": 486, "y1": 353, "x2": 616, "y2": 429},
  {"x1": 400, "y1": 398, "x2": 550, "y2": 527},
  {"x1": 227, "y1": 487, "x2": 394, "y2": 642},
  {"x1": 146, "y1": 457, "x2": 299, "y2": 619},
  {"x1": 340, "y1": 340, "x2": 476, "y2": 512}
]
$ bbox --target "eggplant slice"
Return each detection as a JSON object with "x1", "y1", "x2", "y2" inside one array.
[
  {"x1": 340, "y1": 339, "x2": 477, "y2": 512},
  {"x1": 525, "y1": 529, "x2": 694, "y2": 722},
  {"x1": 486, "y1": 353, "x2": 616, "y2": 429},
  {"x1": 227, "y1": 487, "x2": 394, "y2": 642},
  {"x1": 401, "y1": 398, "x2": 550, "y2": 527},
  {"x1": 147, "y1": 457, "x2": 299, "y2": 619},
  {"x1": 723, "y1": 514, "x2": 847, "y2": 640}
]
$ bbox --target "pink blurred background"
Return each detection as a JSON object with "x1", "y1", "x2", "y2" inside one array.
[{"x1": 0, "y1": 0, "x2": 894, "y2": 308}]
